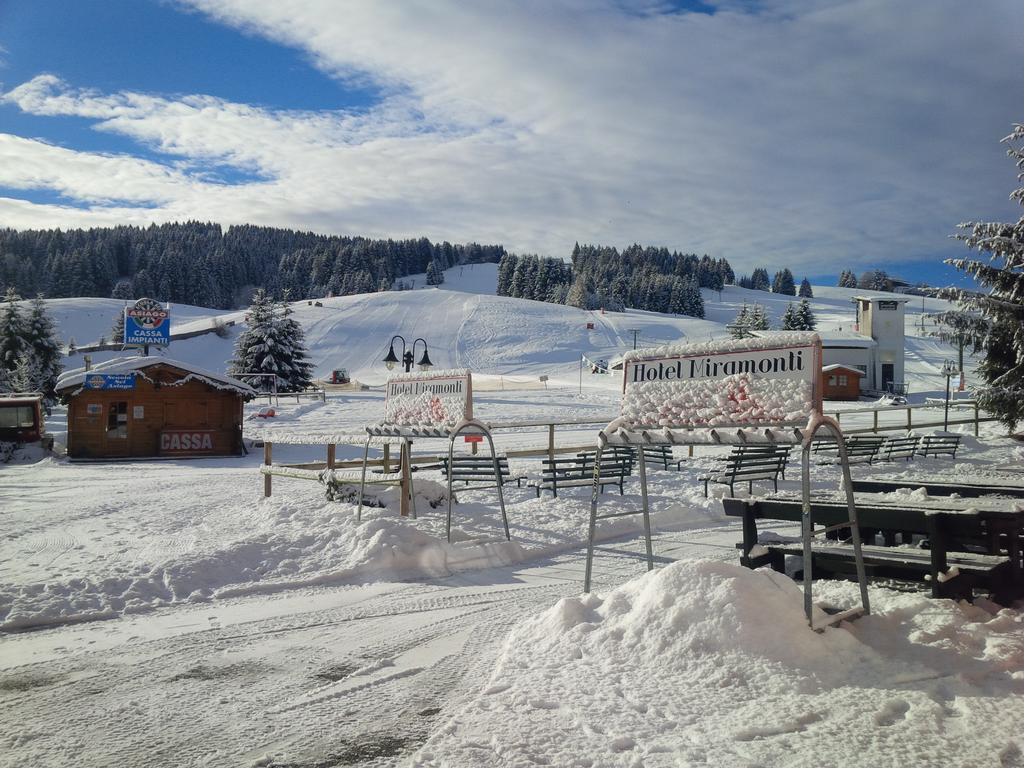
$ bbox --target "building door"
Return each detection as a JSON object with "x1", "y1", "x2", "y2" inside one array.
[
  {"x1": 882, "y1": 363, "x2": 895, "y2": 391},
  {"x1": 105, "y1": 400, "x2": 130, "y2": 456}
]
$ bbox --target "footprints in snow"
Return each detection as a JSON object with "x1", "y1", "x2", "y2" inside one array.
[{"x1": 874, "y1": 698, "x2": 910, "y2": 727}]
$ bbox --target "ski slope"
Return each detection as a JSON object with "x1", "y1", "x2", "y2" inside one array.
[{"x1": 44, "y1": 262, "x2": 972, "y2": 395}]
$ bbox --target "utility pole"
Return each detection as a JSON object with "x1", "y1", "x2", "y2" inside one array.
[{"x1": 627, "y1": 328, "x2": 641, "y2": 350}]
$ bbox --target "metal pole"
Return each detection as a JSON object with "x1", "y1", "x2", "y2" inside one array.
[
  {"x1": 263, "y1": 442, "x2": 272, "y2": 497},
  {"x1": 579, "y1": 355, "x2": 583, "y2": 394},
  {"x1": 638, "y1": 449, "x2": 654, "y2": 572},
  {"x1": 944, "y1": 373, "x2": 951, "y2": 431}
]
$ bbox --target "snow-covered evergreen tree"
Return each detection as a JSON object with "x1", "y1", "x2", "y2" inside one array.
[
  {"x1": 798, "y1": 278, "x2": 813, "y2": 298},
  {"x1": 838, "y1": 270, "x2": 858, "y2": 288},
  {"x1": 566, "y1": 275, "x2": 589, "y2": 309},
  {"x1": 728, "y1": 304, "x2": 754, "y2": 338},
  {"x1": 771, "y1": 268, "x2": 796, "y2": 295},
  {"x1": 496, "y1": 253, "x2": 517, "y2": 296},
  {"x1": 781, "y1": 303, "x2": 799, "y2": 330},
  {"x1": 229, "y1": 290, "x2": 313, "y2": 393},
  {"x1": 750, "y1": 268, "x2": 771, "y2": 291},
  {"x1": 795, "y1": 298, "x2": 816, "y2": 330},
  {"x1": 0, "y1": 289, "x2": 26, "y2": 381},
  {"x1": 748, "y1": 304, "x2": 770, "y2": 330},
  {"x1": 24, "y1": 296, "x2": 63, "y2": 399},
  {"x1": 944, "y1": 122, "x2": 1024, "y2": 430},
  {"x1": 425, "y1": 260, "x2": 444, "y2": 286},
  {"x1": 111, "y1": 306, "x2": 126, "y2": 344}
]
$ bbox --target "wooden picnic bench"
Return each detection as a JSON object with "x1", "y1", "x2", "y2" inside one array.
[
  {"x1": 440, "y1": 455, "x2": 526, "y2": 488},
  {"x1": 851, "y1": 478, "x2": 1024, "y2": 499},
  {"x1": 700, "y1": 450, "x2": 787, "y2": 497},
  {"x1": 594, "y1": 445, "x2": 675, "y2": 471},
  {"x1": 531, "y1": 455, "x2": 631, "y2": 498},
  {"x1": 917, "y1": 434, "x2": 962, "y2": 459},
  {"x1": 723, "y1": 495, "x2": 1024, "y2": 603}
]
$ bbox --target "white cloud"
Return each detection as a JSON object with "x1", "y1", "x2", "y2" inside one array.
[{"x1": 1, "y1": 0, "x2": 1021, "y2": 275}]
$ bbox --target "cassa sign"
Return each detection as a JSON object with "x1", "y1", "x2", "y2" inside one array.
[
  {"x1": 125, "y1": 298, "x2": 170, "y2": 346},
  {"x1": 160, "y1": 429, "x2": 216, "y2": 454}
]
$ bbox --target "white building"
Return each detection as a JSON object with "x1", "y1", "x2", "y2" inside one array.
[{"x1": 852, "y1": 295, "x2": 909, "y2": 392}]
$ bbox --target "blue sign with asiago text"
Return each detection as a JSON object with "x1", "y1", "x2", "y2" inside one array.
[{"x1": 83, "y1": 373, "x2": 136, "y2": 390}]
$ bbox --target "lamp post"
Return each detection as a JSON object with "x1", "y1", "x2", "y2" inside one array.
[
  {"x1": 383, "y1": 335, "x2": 433, "y2": 373},
  {"x1": 941, "y1": 359, "x2": 957, "y2": 431}
]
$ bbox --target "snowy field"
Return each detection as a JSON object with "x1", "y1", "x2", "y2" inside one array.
[{"x1": 2, "y1": 274, "x2": 1022, "y2": 767}]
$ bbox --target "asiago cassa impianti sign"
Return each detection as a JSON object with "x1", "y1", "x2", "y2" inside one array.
[
  {"x1": 383, "y1": 370, "x2": 473, "y2": 429},
  {"x1": 619, "y1": 332, "x2": 822, "y2": 429},
  {"x1": 124, "y1": 298, "x2": 171, "y2": 347}
]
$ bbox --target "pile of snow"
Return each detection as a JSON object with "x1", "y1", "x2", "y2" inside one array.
[{"x1": 415, "y1": 560, "x2": 1024, "y2": 767}]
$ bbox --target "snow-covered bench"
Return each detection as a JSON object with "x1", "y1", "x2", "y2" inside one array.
[
  {"x1": 700, "y1": 451, "x2": 787, "y2": 497},
  {"x1": 441, "y1": 455, "x2": 525, "y2": 489},
  {"x1": 917, "y1": 434, "x2": 961, "y2": 459},
  {"x1": 877, "y1": 436, "x2": 919, "y2": 462},
  {"x1": 531, "y1": 456, "x2": 630, "y2": 498},
  {"x1": 812, "y1": 435, "x2": 885, "y2": 464}
]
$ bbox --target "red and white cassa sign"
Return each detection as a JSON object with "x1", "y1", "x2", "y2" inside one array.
[
  {"x1": 383, "y1": 370, "x2": 472, "y2": 427},
  {"x1": 160, "y1": 429, "x2": 216, "y2": 454},
  {"x1": 620, "y1": 333, "x2": 822, "y2": 429}
]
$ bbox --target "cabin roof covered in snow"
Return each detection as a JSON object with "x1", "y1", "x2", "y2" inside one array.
[
  {"x1": 852, "y1": 295, "x2": 910, "y2": 303},
  {"x1": 56, "y1": 356, "x2": 256, "y2": 396},
  {"x1": 821, "y1": 363, "x2": 865, "y2": 375}
]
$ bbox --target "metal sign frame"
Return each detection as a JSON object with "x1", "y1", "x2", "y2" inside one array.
[
  {"x1": 584, "y1": 335, "x2": 870, "y2": 630},
  {"x1": 357, "y1": 372, "x2": 509, "y2": 543}
]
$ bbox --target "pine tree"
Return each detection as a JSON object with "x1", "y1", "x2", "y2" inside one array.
[
  {"x1": 728, "y1": 304, "x2": 754, "y2": 338},
  {"x1": 749, "y1": 304, "x2": 770, "y2": 330},
  {"x1": 684, "y1": 277, "x2": 704, "y2": 318},
  {"x1": 943, "y1": 122, "x2": 1024, "y2": 430},
  {"x1": 751, "y1": 268, "x2": 771, "y2": 291},
  {"x1": 772, "y1": 268, "x2": 796, "y2": 295},
  {"x1": 781, "y1": 303, "x2": 799, "y2": 330},
  {"x1": 425, "y1": 260, "x2": 444, "y2": 286},
  {"x1": 229, "y1": 289, "x2": 313, "y2": 393},
  {"x1": 0, "y1": 288, "x2": 26, "y2": 380},
  {"x1": 928, "y1": 309, "x2": 987, "y2": 376},
  {"x1": 24, "y1": 296, "x2": 63, "y2": 399},
  {"x1": 798, "y1": 278, "x2": 813, "y2": 298},
  {"x1": 566, "y1": 275, "x2": 589, "y2": 308},
  {"x1": 795, "y1": 298, "x2": 816, "y2": 330},
  {"x1": 111, "y1": 306, "x2": 126, "y2": 344},
  {"x1": 838, "y1": 270, "x2": 858, "y2": 288}
]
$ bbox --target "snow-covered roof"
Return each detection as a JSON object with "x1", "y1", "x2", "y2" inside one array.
[
  {"x1": 56, "y1": 356, "x2": 256, "y2": 396},
  {"x1": 750, "y1": 329, "x2": 875, "y2": 348},
  {"x1": 852, "y1": 295, "x2": 910, "y2": 303},
  {"x1": 623, "y1": 331, "x2": 820, "y2": 364},
  {"x1": 822, "y1": 364, "x2": 864, "y2": 375}
]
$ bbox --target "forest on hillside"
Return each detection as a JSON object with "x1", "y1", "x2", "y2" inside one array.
[
  {"x1": 497, "y1": 243, "x2": 736, "y2": 318},
  {"x1": 0, "y1": 222, "x2": 505, "y2": 309}
]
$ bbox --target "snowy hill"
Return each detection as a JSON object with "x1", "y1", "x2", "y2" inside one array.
[{"x1": 41, "y1": 262, "x2": 970, "y2": 395}]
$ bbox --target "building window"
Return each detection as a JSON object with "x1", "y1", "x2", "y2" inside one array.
[
  {"x1": 0, "y1": 405, "x2": 35, "y2": 428},
  {"x1": 828, "y1": 375, "x2": 837, "y2": 386},
  {"x1": 838, "y1": 375, "x2": 848, "y2": 386}
]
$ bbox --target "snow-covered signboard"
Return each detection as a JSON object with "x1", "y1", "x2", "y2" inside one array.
[
  {"x1": 382, "y1": 369, "x2": 473, "y2": 429},
  {"x1": 619, "y1": 333, "x2": 821, "y2": 429}
]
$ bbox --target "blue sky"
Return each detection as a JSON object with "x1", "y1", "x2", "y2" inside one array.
[{"x1": 0, "y1": 0, "x2": 1020, "y2": 288}]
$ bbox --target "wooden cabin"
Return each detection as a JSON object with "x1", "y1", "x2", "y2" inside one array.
[
  {"x1": 56, "y1": 358, "x2": 255, "y2": 459},
  {"x1": 821, "y1": 363, "x2": 864, "y2": 401}
]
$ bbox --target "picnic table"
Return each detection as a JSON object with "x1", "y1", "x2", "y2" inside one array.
[
  {"x1": 852, "y1": 477, "x2": 1024, "y2": 499},
  {"x1": 723, "y1": 491, "x2": 1024, "y2": 603}
]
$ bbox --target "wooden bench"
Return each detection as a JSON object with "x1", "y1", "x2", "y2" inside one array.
[
  {"x1": 596, "y1": 445, "x2": 675, "y2": 471},
  {"x1": 877, "y1": 436, "x2": 919, "y2": 462},
  {"x1": 531, "y1": 456, "x2": 630, "y2": 498},
  {"x1": 723, "y1": 496, "x2": 1024, "y2": 603},
  {"x1": 700, "y1": 452, "x2": 787, "y2": 497},
  {"x1": 812, "y1": 436, "x2": 885, "y2": 464},
  {"x1": 715, "y1": 444, "x2": 793, "y2": 478},
  {"x1": 917, "y1": 434, "x2": 962, "y2": 459},
  {"x1": 441, "y1": 455, "x2": 525, "y2": 489}
]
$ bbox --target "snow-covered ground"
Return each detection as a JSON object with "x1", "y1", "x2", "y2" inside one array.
[{"x1": 2, "y1": 273, "x2": 1021, "y2": 767}]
